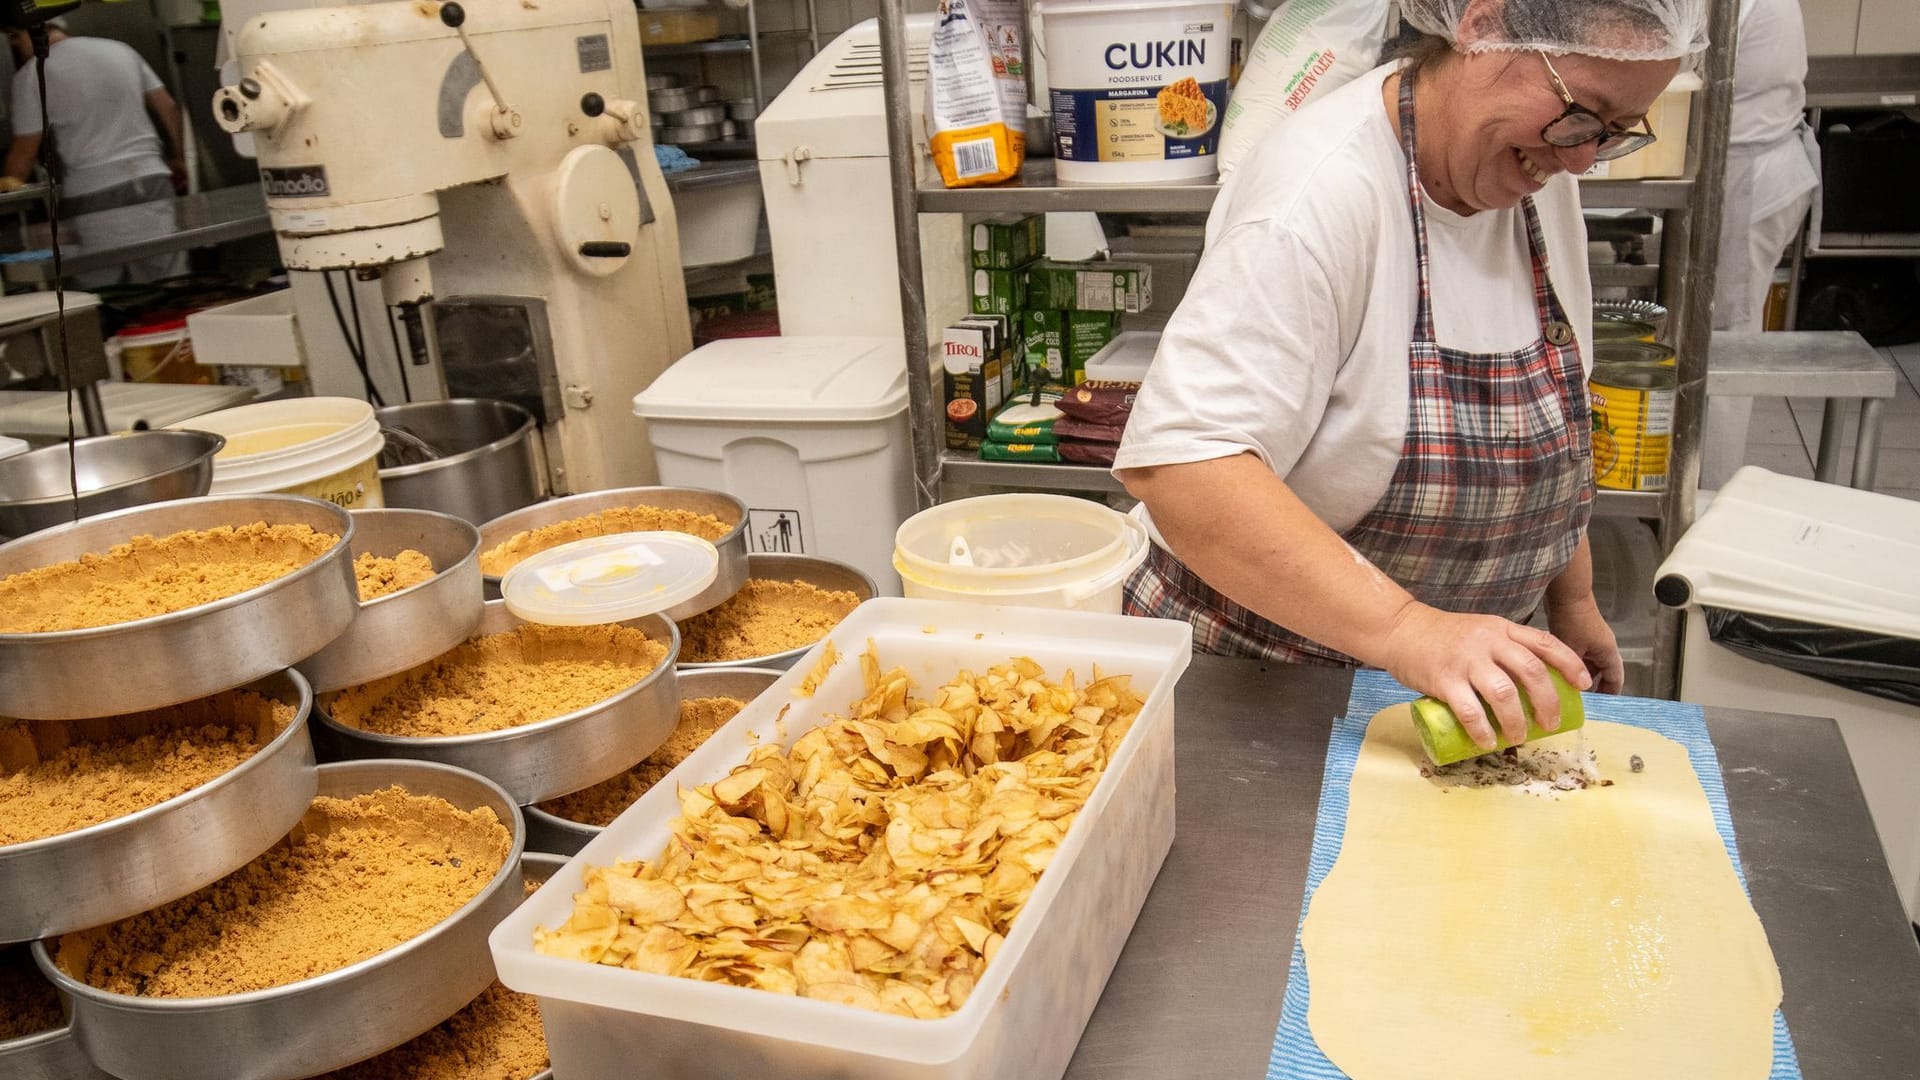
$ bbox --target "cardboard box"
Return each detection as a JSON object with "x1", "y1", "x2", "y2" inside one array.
[
  {"x1": 957, "y1": 314, "x2": 1014, "y2": 401},
  {"x1": 969, "y1": 215, "x2": 1045, "y2": 270},
  {"x1": 1025, "y1": 261, "x2": 1152, "y2": 314},
  {"x1": 969, "y1": 268, "x2": 1027, "y2": 317},
  {"x1": 942, "y1": 324, "x2": 1005, "y2": 450},
  {"x1": 1024, "y1": 309, "x2": 1119, "y2": 384}
]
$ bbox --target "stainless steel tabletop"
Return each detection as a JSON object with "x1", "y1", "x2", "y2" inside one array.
[
  {"x1": 1707, "y1": 330, "x2": 1899, "y2": 398},
  {"x1": 1065, "y1": 656, "x2": 1920, "y2": 1080},
  {"x1": 3, "y1": 184, "x2": 269, "y2": 282}
]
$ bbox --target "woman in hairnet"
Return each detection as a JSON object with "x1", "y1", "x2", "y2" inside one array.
[{"x1": 1115, "y1": 0, "x2": 1706, "y2": 748}]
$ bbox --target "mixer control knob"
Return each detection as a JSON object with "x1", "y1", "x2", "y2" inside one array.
[
  {"x1": 439, "y1": 2, "x2": 466, "y2": 28},
  {"x1": 580, "y1": 93, "x2": 606, "y2": 117}
]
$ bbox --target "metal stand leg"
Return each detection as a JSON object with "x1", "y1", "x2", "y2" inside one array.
[
  {"x1": 75, "y1": 380, "x2": 108, "y2": 437},
  {"x1": 1853, "y1": 397, "x2": 1886, "y2": 490},
  {"x1": 1814, "y1": 398, "x2": 1845, "y2": 483}
]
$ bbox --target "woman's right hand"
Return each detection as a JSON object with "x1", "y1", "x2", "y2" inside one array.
[{"x1": 1378, "y1": 604, "x2": 1593, "y2": 751}]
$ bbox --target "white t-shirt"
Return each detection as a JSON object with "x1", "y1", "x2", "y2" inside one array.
[
  {"x1": 1730, "y1": 0, "x2": 1809, "y2": 151},
  {"x1": 12, "y1": 36, "x2": 169, "y2": 198},
  {"x1": 1114, "y1": 62, "x2": 1593, "y2": 537}
]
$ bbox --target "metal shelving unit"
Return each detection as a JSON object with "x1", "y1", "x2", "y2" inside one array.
[
  {"x1": 878, "y1": 0, "x2": 1739, "y2": 697},
  {"x1": 643, "y1": 5, "x2": 820, "y2": 117}
]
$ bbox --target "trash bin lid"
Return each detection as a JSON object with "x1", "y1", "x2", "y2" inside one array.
[
  {"x1": 1654, "y1": 466, "x2": 1920, "y2": 639},
  {"x1": 631, "y1": 336, "x2": 906, "y2": 423},
  {"x1": 500, "y1": 531, "x2": 719, "y2": 625}
]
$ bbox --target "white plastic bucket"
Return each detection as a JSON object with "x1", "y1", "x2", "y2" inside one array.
[
  {"x1": 892, "y1": 493, "x2": 1150, "y2": 612},
  {"x1": 1034, "y1": 0, "x2": 1233, "y2": 185},
  {"x1": 170, "y1": 397, "x2": 386, "y2": 509}
]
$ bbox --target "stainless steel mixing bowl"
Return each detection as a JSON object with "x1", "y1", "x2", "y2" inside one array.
[
  {"x1": 295, "y1": 508, "x2": 484, "y2": 693},
  {"x1": 311, "y1": 601, "x2": 682, "y2": 805},
  {"x1": 375, "y1": 399, "x2": 547, "y2": 527},
  {"x1": 0, "y1": 430, "x2": 223, "y2": 541},
  {"x1": 0, "y1": 670, "x2": 317, "y2": 945},
  {"x1": 476, "y1": 486, "x2": 747, "y2": 620},
  {"x1": 0, "y1": 494, "x2": 357, "y2": 720},
  {"x1": 678, "y1": 552, "x2": 876, "y2": 671},
  {"x1": 521, "y1": 666, "x2": 785, "y2": 855},
  {"x1": 35, "y1": 759, "x2": 526, "y2": 1080}
]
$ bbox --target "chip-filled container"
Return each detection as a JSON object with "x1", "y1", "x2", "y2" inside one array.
[
  {"x1": 490, "y1": 598, "x2": 1192, "y2": 1080},
  {"x1": 477, "y1": 486, "x2": 747, "y2": 620},
  {"x1": 678, "y1": 553, "x2": 877, "y2": 671},
  {"x1": 521, "y1": 667, "x2": 784, "y2": 855},
  {"x1": 0, "y1": 671, "x2": 318, "y2": 946},
  {"x1": 311, "y1": 601, "x2": 681, "y2": 805},
  {"x1": 36, "y1": 760, "x2": 524, "y2": 1080},
  {"x1": 295, "y1": 508, "x2": 485, "y2": 693}
]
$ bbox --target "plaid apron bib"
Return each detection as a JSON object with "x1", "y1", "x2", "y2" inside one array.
[{"x1": 1125, "y1": 68, "x2": 1594, "y2": 664}]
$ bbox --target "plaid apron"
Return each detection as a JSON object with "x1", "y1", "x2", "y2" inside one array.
[{"x1": 1125, "y1": 68, "x2": 1594, "y2": 664}]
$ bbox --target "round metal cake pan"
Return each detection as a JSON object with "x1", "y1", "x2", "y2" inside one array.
[
  {"x1": 0, "y1": 946, "x2": 112, "y2": 1080},
  {"x1": 0, "y1": 494, "x2": 357, "y2": 720},
  {"x1": 678, "y1": 552, "x2": 875, "y2": 671},
  {"x1": 477, "y1": 485, "x2": 747, "y2": 620},
  {"x1": 523, "y1": 666, "x2": 784, "y2": 855},
  {"x1": 35, "y1": 759, "x2": 526, "y2": 1080},
  {"x1": 311, "y1": 601, "x2": 682, "y2": 805},
  {"x1": 0, "y1": 670, "x2": 317, "y2": 946},
  {"x1": 296, "y1": 508, "x2": 484, "y2": 693}
]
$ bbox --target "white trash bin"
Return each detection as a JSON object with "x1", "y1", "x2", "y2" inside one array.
[
  {"x1": 633, "y1": 336, "x2": 914, "y2": 595},
  {"x1": 1656, "y1": 466, "x2": 1920, "y2": 922}
]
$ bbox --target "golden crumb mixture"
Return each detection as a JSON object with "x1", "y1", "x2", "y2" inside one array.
[
  {"x1": 0, "y1": 945, "x2": 64, "y2": 1041},
  {"x1": 354, "y1": 549, "x2": 436, "y2": 601},
  {"x1": 55, "y1": 787, "x2": 510, "y2": 998},
  {"x1": 0, "y1": 523, "x2": 339, "y2": 634},
  {"x1": 325, "y1": 624, "x2": 668, "y2": 738},
  {"x1": 679, "y1": 579, "x2": 859, "y2": 663},
  {"x1": 538, "y1": 696, "x2": 747, "y2": 827},
  {"x1": 320, "y1": 982, "x2": 547, "y2": 1080},
  {"x1": 0, "y1": 691, "x2": 297, "y2": 847},
  {"x1": 479, "y1": 505, "x2": 733, "y2": 577}
]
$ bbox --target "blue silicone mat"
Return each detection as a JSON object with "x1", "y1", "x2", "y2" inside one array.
[{"x1": 1266, "y1": 669, "x2": 1801, "y2": 1080}]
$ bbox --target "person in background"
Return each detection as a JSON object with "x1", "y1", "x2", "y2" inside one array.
[
  {"x1": 1115, "y1": 0, "x2": 1707, "y2": 748},
  {"x1": 1701, "y1": 0, "x2": 1819, "y2": 487}
]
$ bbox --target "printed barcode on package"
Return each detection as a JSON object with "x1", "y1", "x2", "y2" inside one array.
[{"x1": 953, "y1": 138, "x2": 999, "y2": 179}]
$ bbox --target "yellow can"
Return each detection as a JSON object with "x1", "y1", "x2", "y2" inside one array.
[
  {"x1": 1594, "y1": 340, "x2": 1675, "y2": 367},
  {"x1": 1589, "y1": 361, "x2": 1675, "y2": 492}
]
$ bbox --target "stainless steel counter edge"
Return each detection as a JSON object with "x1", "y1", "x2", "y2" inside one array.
[{"x1": 1062, "y1": 656, "x2": 1920, "y2": 1079}]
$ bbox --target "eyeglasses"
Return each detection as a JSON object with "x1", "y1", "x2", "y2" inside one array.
[{"x1": 1538, "y1": 52, "x2": 1657, "y2": 162}]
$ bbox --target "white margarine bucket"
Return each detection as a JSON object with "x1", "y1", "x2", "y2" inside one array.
[
  {"x1": 893, "y1": 493, "x2": 1150, "y2": 612},
  {"x1": 1035, "y1": 0, "x2": 1233, "y2": 185},
  {"x1": 170, "y1": 397, "x2": 386, "y2": 509}
]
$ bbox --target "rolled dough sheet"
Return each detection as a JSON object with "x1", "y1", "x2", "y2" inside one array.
[{"x1": 1301, "y1": 706, "x2": 1782, "y2": 1078}]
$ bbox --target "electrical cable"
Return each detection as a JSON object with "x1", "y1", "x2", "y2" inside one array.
[{"x1": 322, "y1": 270, "x2": 383, "y2": 407}]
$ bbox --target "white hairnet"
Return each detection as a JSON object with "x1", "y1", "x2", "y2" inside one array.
[{"x1": 1400, "y1": 0, "x2": 1709, "y2": 61}]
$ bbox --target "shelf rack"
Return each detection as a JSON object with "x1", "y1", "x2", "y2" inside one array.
[{"x1": 876, "y1": 0, "x2": 1741, "y2": 699}]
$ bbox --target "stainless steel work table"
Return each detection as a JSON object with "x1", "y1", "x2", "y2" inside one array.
[
  {"x1": 1709, "y1": 330, "x2": 1899, "y2": 490},
  {"x1": 1065, "y1": 657, "x2": 1920, "y2": 1079},
  {"x1": 1, "y1": 185, "x2": 270, "y2": 284}
]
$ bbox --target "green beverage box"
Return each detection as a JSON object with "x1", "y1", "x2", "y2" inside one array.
[
  {"x1": 1024, "y1": 260, "x2": 1152, "y2": 314},
  {"x1": 969, "y1": 215, "x2": 1045, "y2": 270}
]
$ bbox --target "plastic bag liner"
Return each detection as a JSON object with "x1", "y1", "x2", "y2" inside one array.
[{"x1": 1704, "y1": 606, "x2": 1920, "y2": 707}]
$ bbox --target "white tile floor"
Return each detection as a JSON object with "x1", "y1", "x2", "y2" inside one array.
[{"x1": 1735, "y1": 343, "x2": 1920, "y2": 501}]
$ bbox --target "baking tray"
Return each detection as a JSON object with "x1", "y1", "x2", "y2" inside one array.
[
  {"x1": 0, "y1": 670, "x2": 317, "y2": 945},
  {"x1": 311, "y1": 601, "x2": 681, "y2": 805},
  {"x1": 296, "y1": 508, "x2": 484, "y2": 693},
  {"x1": 0, "y1": 494, "x2": 357, "y2": 720},
  {"x1": 679, "y1": 552, "x2": 877, "y2": 671},
  {"x1": 37, "y1": 760, "x2": 525, "y2": 1080},
  {"x1": 476, "y1": 486, "x2": 747, "y2": 621},
  {"x1": 491, "y1": 598, "x2": 1192, "y2": 1080},
  {"x1": 0, "y1": 945, "x2": 112, "y2": 1080},
  {"x1": 521, "y1": 666, "x2": 785, "y2": 855}
]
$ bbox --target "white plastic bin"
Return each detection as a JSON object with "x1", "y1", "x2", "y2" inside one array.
[
  {"x1": 633, "y1": 336, "x2": 914, "y2": 594},
  {"x1": 491, "y1": 597, "x2": 1193, "y2": 1080},
  {"x1": 1657, "y1": 467, "x2": 1920, "y2": 921},
  {"x1": 893, "y1": 493, "x2": 1150, "y2": 613},
  {"x1": 1083, "y1": 330, "x2": 1161, "y2": 385}
]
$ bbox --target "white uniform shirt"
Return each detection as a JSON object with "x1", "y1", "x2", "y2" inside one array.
[
  {"x1": 1115, "y1": 62, "x2": 1593, "y2": 538},
  {"x1": 12, "y1": 36, "x2": 169, "y2": 198}
]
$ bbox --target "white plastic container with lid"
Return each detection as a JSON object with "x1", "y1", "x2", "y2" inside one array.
[
  {"x1": 1083, "y1": 329, "x2": 1161, "y2": 385},
  {"x1": 633, "y1": 336, "x2": 913, "y2": 595},
  {"x1": 168, "y1": 397, "x2": 385, "y2": 509},
  {"x1": 893, "y1": 493, "x2": 1150, "y2": 613},
  {"x1": 1035, "y1": 0, "x2": 1234, "y2": 185},
  {"x1": 491, "y1": 596, "x2": 1193, "y2": 1080}
]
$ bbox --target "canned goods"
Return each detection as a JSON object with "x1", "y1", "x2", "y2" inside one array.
[
  {"x1": 1589, "y1": 361, "x2": 1675, "y2": 492},
  {"x1": 1592, "y1": 316, "x2": 1659, "y2": 345},
  {"x1": 1594, "y1": 339, "x2": 1675, "y2": 367}
]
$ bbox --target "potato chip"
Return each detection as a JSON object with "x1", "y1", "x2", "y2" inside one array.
[{"x1": 534, "y1": 649, "x2": 1145, "y2": 1018}]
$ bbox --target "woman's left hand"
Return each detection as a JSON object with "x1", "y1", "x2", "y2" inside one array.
[{"x1": 1547, "y1": 593, "x2": 1624, "y2": 694}]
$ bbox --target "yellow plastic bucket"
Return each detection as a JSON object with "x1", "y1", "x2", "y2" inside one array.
[{"x1": 170, "y1": 397, "x2": 386, "y2": 509}]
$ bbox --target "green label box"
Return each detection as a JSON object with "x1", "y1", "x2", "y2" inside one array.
[
  {"x1": 969, "y1": 215, "x2": 1045, "y2": 270},
  {"x1": 1024, "y1": 261, "x2": 1152, "y2": 314}
]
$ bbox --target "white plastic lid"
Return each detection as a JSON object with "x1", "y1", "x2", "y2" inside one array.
[
  {"x1": 500, "y1": 531, "x2": 719, "y2": 625},
  {"x1": 632, "y1": 336, "x2": 907, "y2": 422},
  {"x1": 1083, "y1": 331, "x2": 1161, "y2": 385}
]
